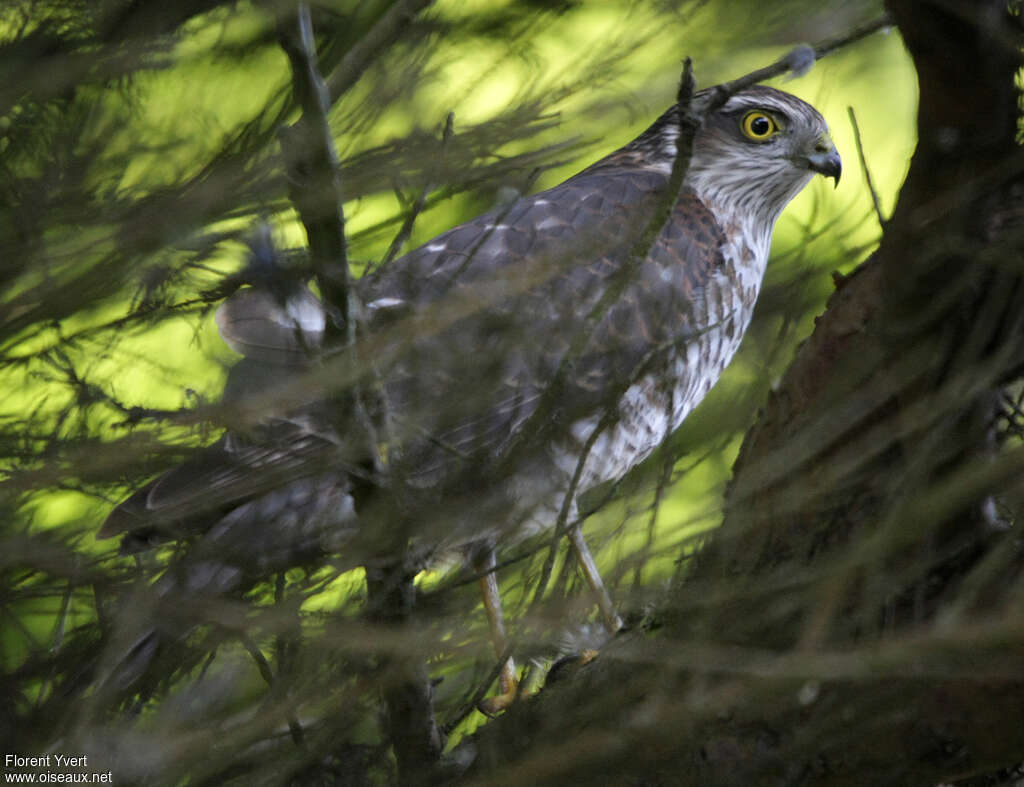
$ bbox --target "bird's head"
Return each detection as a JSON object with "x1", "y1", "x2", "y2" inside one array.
[{"x1": 687, "y1": 85, "x2": 841, "y2": 232}]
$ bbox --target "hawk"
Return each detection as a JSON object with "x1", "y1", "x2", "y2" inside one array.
[{"x1": 101, "y1": 84, "x2": 840, "y2": 705}]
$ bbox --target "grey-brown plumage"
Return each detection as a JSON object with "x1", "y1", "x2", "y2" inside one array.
[
  {"x1": 102, "y1": 85, "x2": 839, "y2": 647},
  {"x1": 329, "y1": 85, "x2": 838, "y2": 545}
]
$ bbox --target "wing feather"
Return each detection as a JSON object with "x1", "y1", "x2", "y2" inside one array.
[{"x1": 361, "y1": 166, "x2": 727, "y2": 482}]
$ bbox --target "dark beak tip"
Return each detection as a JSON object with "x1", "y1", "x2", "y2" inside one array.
[{"x1": 807, "y1": 150, "x2": 842, "y2": 188}]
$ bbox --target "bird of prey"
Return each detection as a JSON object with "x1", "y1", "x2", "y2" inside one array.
[{"x1": 101, "y1": 84, "x2": 840, "y2": 707}]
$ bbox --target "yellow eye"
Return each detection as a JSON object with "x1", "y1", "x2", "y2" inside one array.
[{"x1": 741, "y1": 111, "x2": 779, "y2": 140}]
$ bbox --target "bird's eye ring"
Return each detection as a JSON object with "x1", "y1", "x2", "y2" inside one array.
[{"x1": 741, "y1": 111, "x2": 779, "y2": 141}]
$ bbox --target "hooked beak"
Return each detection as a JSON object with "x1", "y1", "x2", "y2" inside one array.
[{"x1": 804, "y1": 135, "x2": 842, "y2": 187}]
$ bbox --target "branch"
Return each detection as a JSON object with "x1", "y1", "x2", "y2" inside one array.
[
  {"x1": 847, "y1": 105, "x2": 887, "y2": 228},
  {"x1": 701, "y1": 14, "x2": 891, "y2": 112},
  {"x1": 274, "y1": 3, "x2": 352, "y2": 344},
  {"x1": 375, "y1": 111, "x2": 456, "y2": 274},
  {"x1": 325, "y1": 0, "x2": 435, "y2": 105}
]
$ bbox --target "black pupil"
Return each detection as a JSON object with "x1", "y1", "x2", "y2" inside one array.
[{"x1": 751, "y1": 115, "x2": 771, "y2": 135}]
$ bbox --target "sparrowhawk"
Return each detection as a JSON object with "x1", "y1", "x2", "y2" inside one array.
[{"x1": 101, "y1": 84, "x2": 840, "y2": 704}]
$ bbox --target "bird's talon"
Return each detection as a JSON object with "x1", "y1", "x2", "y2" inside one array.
[
  {"x1": 478, "y1": 665, "x2": 535, "y2": 716},
  {"x1": 477, "y1": 687, "x2": 519, "y2": 717},
  {"x1": 578, "y1": 648, "x2": 600, "y2": 666}
]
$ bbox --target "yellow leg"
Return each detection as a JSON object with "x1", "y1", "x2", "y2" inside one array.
[
  {"x1": 474, "y1": 527, "x2": 618, "y2": 715},
  {"x1": 474, "y1": 549, "x2": 518, "y2": 715},
  {"x1": 567, "y1": 523, "x2": 623, "y2": 633}
]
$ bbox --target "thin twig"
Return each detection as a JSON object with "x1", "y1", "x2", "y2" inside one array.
[
  {"x1": 494, "y1": 61, "x2": 698, "y2": 484},
  {"x1": 526, "y1": 404, "x2": 619, "y2": 621},
  {"x1": 814, "y1": 13, "x2": 893, "y2": 59},
  {"x1": 524, "y1": 333, "x2": 707, "y2": 620},
  {"x1": 633, "y1": 447, "x2": 676, "y2": 589},
  {"x1": 374, "y1": 111, "x2": 456, "y2": 274},
  {"x1": 240, "y1": 635, "x2": 306, "y2": 747},
  {"x1": 34, "y1": 582, "x2": 74, "y2": 711},
  {"x1": 521, "y1": 58, "x2": 704, "y2": 619},
  {"x1": 848, "y1": 106, "x2": 886, "y2": 227},
  {"x1": 704, "y1": 14, "x2": 891, "y2": 112},
  {"x1": 326, "y1": 0, "x2": 435, "y2": 105}
]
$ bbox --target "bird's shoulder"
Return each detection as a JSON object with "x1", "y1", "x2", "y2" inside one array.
[{"x1": 360, "y1": 161, "x2": 681, "y2": 306}]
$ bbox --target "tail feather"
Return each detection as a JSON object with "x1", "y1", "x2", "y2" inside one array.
[{"x1": 215, "y1": 287, "x2": 324, "y2": 365}]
